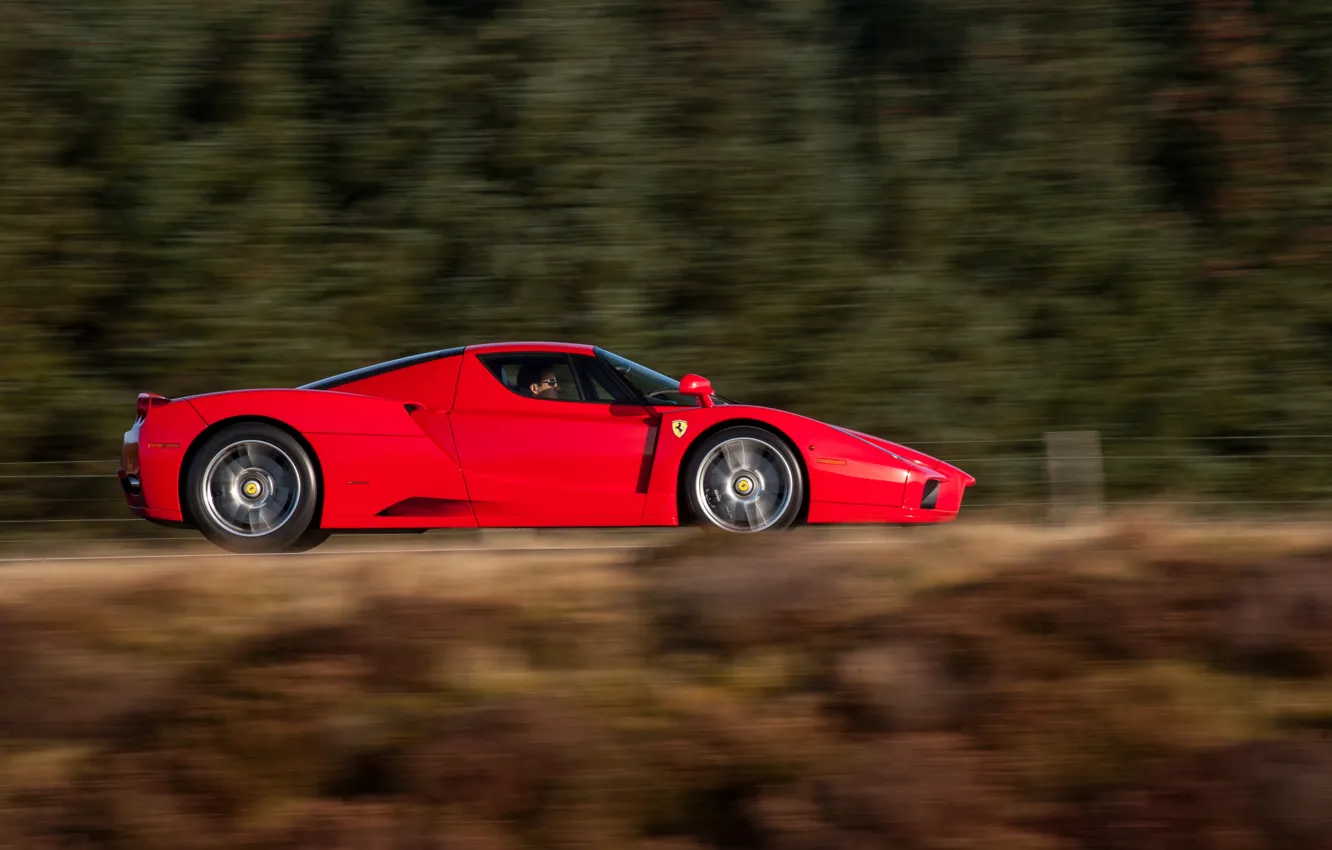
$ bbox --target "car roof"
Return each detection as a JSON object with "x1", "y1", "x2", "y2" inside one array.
[
  {"x1": 464, "y1": 341, "x2": 596, "y2": 356},
  {"x1": 299, "y1": 341, "x2": 597, "y2": 390}
]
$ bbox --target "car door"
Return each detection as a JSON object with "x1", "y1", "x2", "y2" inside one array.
[{"x1": 448, "y1": 349, "x2": 660, "y2": 526}]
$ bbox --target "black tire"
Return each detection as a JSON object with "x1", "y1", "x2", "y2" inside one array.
[
  {"x1": 683, "y1": 425, "x2": 804, "y2": 532},
  {"x1": 184, "y1": 422, "x2": 321, "y2": 554}
]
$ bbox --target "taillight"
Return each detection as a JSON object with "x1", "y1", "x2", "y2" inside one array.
[{"x1": 137, "y1": 392, "x2": 170, "y2": 419}]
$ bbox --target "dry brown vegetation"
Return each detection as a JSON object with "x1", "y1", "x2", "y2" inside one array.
[{"x1": 2, "y1": 520, "x2": 1332, "y2": 849}]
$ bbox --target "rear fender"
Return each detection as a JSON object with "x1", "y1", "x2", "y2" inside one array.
[
  {"x1": 181, "y1": 389, "x2": 471, "y2": 528},
  {"x1": 185, "y1": 389, "x2": 423, "y2": 435},
  {"x1": 121, "y1": 398, "x2": 209, "y2": 521}
]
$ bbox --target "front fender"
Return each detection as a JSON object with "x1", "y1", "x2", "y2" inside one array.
[{"x1": 640, "y1": 406, "x2": 939, "y2": 524}]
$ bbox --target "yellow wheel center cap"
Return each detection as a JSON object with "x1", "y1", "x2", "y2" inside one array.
[
  {"x1": 736, "y1": 478, "x2": 752, "y2": 494},
  {"x1": 243, "y1": 481, "x2": 261, "y2": 497}
]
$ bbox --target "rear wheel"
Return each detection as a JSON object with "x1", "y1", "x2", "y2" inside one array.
[
  {"x1": 684, "y1": 426, "x2": 804, "y2": 532},
  {"x1": 185, "y1": 423, "x2": 323, "y2": 554}
]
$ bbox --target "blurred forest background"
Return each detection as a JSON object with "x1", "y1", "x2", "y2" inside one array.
[{"x1": 4, "y1": 0, "x2": 1332, "y2": 525}]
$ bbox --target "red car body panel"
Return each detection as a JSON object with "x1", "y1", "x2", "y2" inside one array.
[
  {"x1": 187, "y1": 389, "x2": 426, "y2": 436},
  {"x1": 118, "y1": 343, "x2": 975, "y2": 532},
  {"x1": 449, "y1": 351, "x2": 660, "y2": 526},
  {"x1": 320, "y1": 354, "x2": 464, "y2": 412},
  {"x1": 305, "y1": 430, "x2": 476, "y2": 529}
]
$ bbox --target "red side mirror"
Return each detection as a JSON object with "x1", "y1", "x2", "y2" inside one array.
[{"x1": 679, "y1": 374, "x2": 714, "y2": 408}]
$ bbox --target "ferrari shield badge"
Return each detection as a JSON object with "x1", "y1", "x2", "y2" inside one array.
[{"x1": 671, "y1": 419, "x2": 688, "y2": 438}]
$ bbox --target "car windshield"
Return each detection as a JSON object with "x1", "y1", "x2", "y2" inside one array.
[{"x1": 597, "y1": 348, "x2": 716, "y2": 406}]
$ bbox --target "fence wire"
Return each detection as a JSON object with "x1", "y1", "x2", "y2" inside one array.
[{"x1": 3, "y1": 431, "x2": 1332, "y2": 542}]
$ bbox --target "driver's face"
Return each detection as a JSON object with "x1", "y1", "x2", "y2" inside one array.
[{"x1": 530, "y1": 371, "x2": 559, "y2": 399}]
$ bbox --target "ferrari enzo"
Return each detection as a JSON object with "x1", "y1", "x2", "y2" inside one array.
[{"x1": 118, "y1": 342, "x2": 975, "y2": 553}]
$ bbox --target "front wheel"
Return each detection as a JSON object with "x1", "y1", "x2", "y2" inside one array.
[
  {"x1": 185, "y1": 423, "x2": 323, "y2": 554},
  {"x1": 684, "y1": 426, "x2": 804, "y2": 532}
]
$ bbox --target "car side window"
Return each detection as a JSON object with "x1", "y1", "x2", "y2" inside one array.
[
  {"x1": 575, "y1": 355, "x2": 638, "y2": 404},
  {"x1": 478, "y1": 353, "x2": 583, "y2": 401}
]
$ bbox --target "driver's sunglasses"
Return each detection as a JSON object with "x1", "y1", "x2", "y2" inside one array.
[{"x1": 541, "y1": 377, "x2": 559, "y2": 386}]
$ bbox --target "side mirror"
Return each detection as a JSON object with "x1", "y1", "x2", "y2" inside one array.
[{"x1": 679, "y1": 374, "x2": 714, "y2": 408}]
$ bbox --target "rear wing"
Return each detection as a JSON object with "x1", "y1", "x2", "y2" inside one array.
[{"x1": 136, "y1": 392, "x2": 171, "y2": 420}]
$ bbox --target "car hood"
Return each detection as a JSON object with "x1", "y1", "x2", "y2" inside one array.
[
  {"x1": 832, "y1": 425, "x2": 976, "y2": 486},
  {"x1": 687, "y1": 402, "x2": 976, "y2": 488}
]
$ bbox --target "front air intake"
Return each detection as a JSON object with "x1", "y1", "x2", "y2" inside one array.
[{"x1": 921, "y1": 479, "x2": 941, "y2": 510}]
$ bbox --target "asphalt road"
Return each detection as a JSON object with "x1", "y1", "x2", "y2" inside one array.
[{"x1": 0, "y1": 525, "x2": 936, "y2": 565}]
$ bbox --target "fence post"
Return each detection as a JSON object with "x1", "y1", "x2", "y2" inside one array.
[{"x1": 1044, "y1": 430, "x2": 1104, "y2": 524}]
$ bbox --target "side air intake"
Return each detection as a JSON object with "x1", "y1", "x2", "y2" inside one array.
[
  {"x1": 377, "y1": 497, "x2": 473, "y2": 518},
  {"x1": 921, "y1": 479, "x2": 941, "y2": 510}
]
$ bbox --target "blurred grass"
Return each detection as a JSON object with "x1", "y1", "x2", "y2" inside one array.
[{"x1": 1, "y1": 521, "x2": 1332, "y2": 848}]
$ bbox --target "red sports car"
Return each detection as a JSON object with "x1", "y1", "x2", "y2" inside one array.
[{"x1": 118, "y1": 342, "x2": 975, "y2": 553}]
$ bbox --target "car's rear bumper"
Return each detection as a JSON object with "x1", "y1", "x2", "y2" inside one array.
[
  {"x1": 127, "y1": 505, "x2": 187, "y2": 523},
  {"x1": 118, "y1": 470, "x2": 183, "y2": 520},
  {"x1": 119, "y1": 401, "x2": 201, "y2": 526}
]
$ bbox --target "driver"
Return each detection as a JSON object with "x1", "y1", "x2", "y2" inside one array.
[{"x1": 517, "y1": 361, "x2": 560, "y2": 399}]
